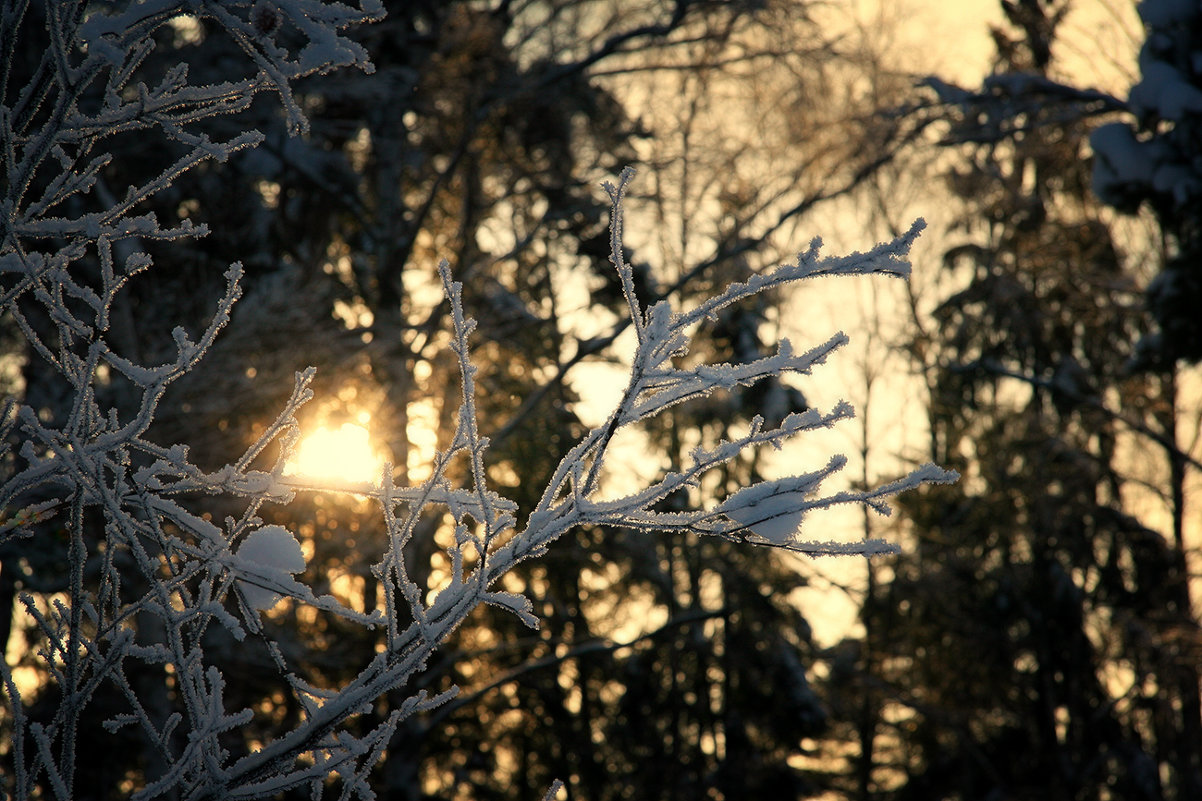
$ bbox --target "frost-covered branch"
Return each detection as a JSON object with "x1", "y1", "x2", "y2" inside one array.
[{"x1": 1, "y1": 5, "x2": 953, "y2": 799}]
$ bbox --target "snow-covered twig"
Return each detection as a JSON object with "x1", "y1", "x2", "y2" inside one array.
[{"x1": 0, "y1": 4, "x2": 954, "y2": 798}]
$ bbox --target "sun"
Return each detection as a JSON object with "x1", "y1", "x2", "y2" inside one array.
[{"x1": 286, "y1": 421, "x2": 386, "y2": 485}]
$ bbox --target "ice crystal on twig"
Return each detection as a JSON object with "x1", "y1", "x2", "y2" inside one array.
[{"x1": 0, "y1": 5, "x2": 953, "y2": 798}]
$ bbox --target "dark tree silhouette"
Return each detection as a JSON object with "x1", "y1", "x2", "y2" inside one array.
[{"x1": 849, "y1": 2, "x2": 1202, "y2": 798}]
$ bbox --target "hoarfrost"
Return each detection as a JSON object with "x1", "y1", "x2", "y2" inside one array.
[{"x1": 0, "y1": 4, "x2": 954, "y2": 798}]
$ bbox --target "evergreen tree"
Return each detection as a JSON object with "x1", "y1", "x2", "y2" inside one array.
[
  {"x1": 1091, "y1": 0, "x2": 1202, "y2": 366},
  {"x1": 854, "y1": 2, "x2": 1202, "y2": 798}
]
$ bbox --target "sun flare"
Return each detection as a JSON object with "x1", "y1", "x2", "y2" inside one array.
[{"x1": 286, "y1": 422, "x2": 386, "y2": 485}]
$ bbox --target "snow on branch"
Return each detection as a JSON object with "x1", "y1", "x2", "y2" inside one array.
[{"x1": 0, "y1": 6, "x2": 953, "y2": 797}]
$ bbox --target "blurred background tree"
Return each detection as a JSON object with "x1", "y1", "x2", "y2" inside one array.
[
  {"x1": 837, "y1": 1, "x2": 1202, "y2": 798},
  {"x1": 1091, "y1": 0, "x2": 1202, "y2": 368}
]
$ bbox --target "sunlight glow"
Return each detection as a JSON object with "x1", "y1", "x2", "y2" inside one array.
[{"x1": 286, "y1": 422, "x2": 385, "y2": 485}]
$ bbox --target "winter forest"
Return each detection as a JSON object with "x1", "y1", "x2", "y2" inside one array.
[{"x1": 2, "y1": 0, "x2": 1201, "y2": 798}]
